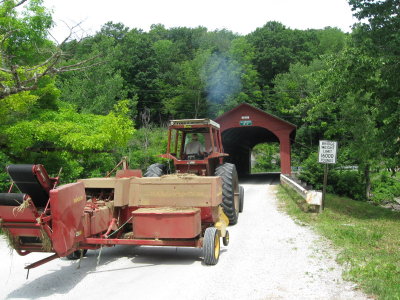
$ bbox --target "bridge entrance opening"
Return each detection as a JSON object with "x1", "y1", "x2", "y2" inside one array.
[
  {"x1": 221, "y1": 126, "x2": 281, "y2": 176},
  {"x1": 215, "y1": 103, "x2": 296, "y2": 177}
]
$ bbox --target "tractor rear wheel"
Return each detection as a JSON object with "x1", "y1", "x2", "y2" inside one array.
[
  {"x1": 215, "y1": 163, "x2": 239, "y2": 225},
  {"x1": 144, "y1": 163, "x2": 165, "y2": 177},
  {"x1": 239, "y1": 185, "x2": 244, "y2": 213},
  {"x1": 203, "y1": 227, "x2": 220, "y2": 265},
  {"x1": 66, "y1": 249, "x2": 87, "y2": 260}
]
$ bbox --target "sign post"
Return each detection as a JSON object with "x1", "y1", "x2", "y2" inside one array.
[{"x1": 318, "y1": 140, "x2": 338, "y2": 212}]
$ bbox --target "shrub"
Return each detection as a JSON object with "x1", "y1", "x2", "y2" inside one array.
[
  {"x1": 371, "y1": 171, "x2": 400, "y2": 204},
  {"x1": 331, "y1": 170, "x2": 364, "y2": 200},
  {"x1": 127, "y1": 126, "x2": 169, "y2": 171},
  {"x1": 297, "y1": 152, "x2": 324, "y2": 190},
  {"x1": 298, "y1": 152, "x2": 364, "y2": 200}
]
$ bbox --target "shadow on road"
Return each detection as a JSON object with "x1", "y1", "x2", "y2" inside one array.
[
  {"x1": 5, "y1": 245, "x2": 202, "y2": 299},
  {"x1": 239, "y1": 172, "x2": 280, "y2": 185}
]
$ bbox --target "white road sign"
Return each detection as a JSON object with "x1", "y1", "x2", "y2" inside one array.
[{"x1": 318, "y1": 140, "x2": 338, "y2": 164}]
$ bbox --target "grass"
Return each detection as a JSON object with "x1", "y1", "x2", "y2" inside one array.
[{"x1": 278, "y1": 185, "x2": 400, "y2": 300}]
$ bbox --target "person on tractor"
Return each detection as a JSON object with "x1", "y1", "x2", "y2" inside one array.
[{"x1": 184, "y1": 133, "x2": 205, "y2": 159}]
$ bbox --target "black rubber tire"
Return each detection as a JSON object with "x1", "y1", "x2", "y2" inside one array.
[
  {"x1": 239, "y1": 185, "x2": 244, "y2": 213},
  {"x1": 66, "y1": 249, "x2": 87, "y2": 260},
  {"x1": 222, "y1": 230, "x2": 229, "y2": 246},
  {"x1": 215, "y1": 163, "x2": 239, "y2": 225},
  {"x1": 144, "y1": 163, "x2": 165, "y2": 177},
  {"x1": 203, "y1": 227, "x2": 220, "y2": 265}
]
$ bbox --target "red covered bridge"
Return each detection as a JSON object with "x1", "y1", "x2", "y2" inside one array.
[{"x1": 215, "y1": 103, "x2": 296, "y2": 176}]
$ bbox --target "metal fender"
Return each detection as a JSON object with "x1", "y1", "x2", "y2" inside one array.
[
  {"x1": 214, "y1": 206, "x2": 229, "y2": 238},
  {"x1": 49, "y1": 182, "x2": 86, "y2": 256}
]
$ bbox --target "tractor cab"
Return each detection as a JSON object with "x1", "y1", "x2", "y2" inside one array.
[{"x1": 159, "y1": 119, "x2": 228, "y2": 176}]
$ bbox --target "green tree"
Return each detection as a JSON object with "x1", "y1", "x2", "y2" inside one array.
[
  {"x1": 298, "y1": 48, "x2": 385, "y2": 199},
  {"x1": 349, "y1": 0, "x2": 400, "y2": 173},
  {"x1": 221, "y1": 37, "x2": 262, "y2": 111},
  {"x1": 247, "y1": 21, "x2": 319, "y2": 88},
  {"x1": 272, "y1": 59, "x2": 324, "y2": 118},
  {"x1": 162, "y1": 49, "x2": 210, "y2": 119},
  {"x1": 57, "y1": 29, "x2": 132, "y2": 115},
  {"x1": 316, "y1": 27, "x2": 347, "y2": 54}
]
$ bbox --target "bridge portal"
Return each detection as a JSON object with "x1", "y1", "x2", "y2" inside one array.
[{"x1": 215, "y1": 103, "x2": 296, "y2": 176}]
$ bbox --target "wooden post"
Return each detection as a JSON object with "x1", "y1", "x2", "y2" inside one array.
[{"x1": 320, "y1": 164, "x2": 328, "y2": 213}]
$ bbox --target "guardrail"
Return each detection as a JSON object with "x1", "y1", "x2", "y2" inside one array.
[{"x1": 280, "y1": 174, "x2": 322, "y2": 206}]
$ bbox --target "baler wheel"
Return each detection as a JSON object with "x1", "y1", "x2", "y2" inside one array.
[
  {"x1": 223, "y1": 230, "x2": 230, "y2": 246},
  {"x1": 239, "y1": 185, "x2": 244, "y2": 213},
  {"x1": 215, "y1": 163, "x2": 239, "y2": 225},
  {"x1": 66, "y1": 249, "x2": 87, "y2": 260},
  {"x1": 203, "y1": 227, "x2": 220, "y2": 265},
  {"x1": 144, "y1": 163, "x2": 165, "y2": 177}
]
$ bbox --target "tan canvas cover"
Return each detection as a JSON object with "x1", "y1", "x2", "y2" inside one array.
[{"x1": 128, "y1": 175, "x2": 222, "y2": 207}]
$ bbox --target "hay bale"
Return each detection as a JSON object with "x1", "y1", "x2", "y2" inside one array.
[
  {"x1": 1, "y1": 220, "x2": 18, "y2": 251},
  {"x1": 40, "y1": 229, "x2": 53, "y2": 252},
  {"x1": 12, "y1": 198, "x2": 31, "y2": 216}
]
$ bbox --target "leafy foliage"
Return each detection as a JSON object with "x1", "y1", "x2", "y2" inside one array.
[
  {"x1": 371, "y1": 172, "x2": 400, "y2": 204},
  {"x1": 251, "y1": 143, "x2": 280, "y2": 173},
  {"x1": 3, "y1": 100, "x2": 134, "y2": 182},
  {"x1": 127, "y1": 126, "x2": 168, "y2": 172}
]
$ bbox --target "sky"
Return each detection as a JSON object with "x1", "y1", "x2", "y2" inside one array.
[{"x1": 43, "y1": 0, "x2": 357, "y2": 43}]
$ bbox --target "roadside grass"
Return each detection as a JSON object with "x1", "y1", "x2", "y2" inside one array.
[{"x1": 278, "y1": 185, "x2": 400, "y2": 300}]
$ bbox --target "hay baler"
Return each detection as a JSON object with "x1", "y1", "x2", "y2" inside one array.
[{"x1": 0, "y1": 163, "x2": 229, "y2": 270}]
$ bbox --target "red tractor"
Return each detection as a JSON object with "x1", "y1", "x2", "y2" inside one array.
[{"x1": 144, "y1": 119, "x2": 244, "y2": 224}]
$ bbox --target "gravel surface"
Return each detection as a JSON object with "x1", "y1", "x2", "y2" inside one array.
[{"x1": 0, "y1": 179, "x2": 370, "y2": 300}]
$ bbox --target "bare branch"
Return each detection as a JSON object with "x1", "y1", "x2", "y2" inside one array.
[
  {"x1": 0, "y1": 67, "x2": 11, "y2": 73},
  {"x1": 0, "y1": 51, "x2": 103, "y2": 99},
  {"x1": 56, "y1": 62, "x2": 102, "y2": 73},
  {"x1": 26, "y1": 50, "x2": 62, "y2": 72},
  {"x1": 56, "y1": 55, "x2": 101, "y2": 71},
  {"x1": 0, "y1": 0, "x2": 28, "y2": 9},
  {"x1": 54, "y1": 20, "x2": 86, "y2": 46},
  {"x1": 0, "y1": 12, "x2": 103, "y2": 100},
  {"x1": 0, "y1": 84, "x2": 38, "y2": 98},
  {"x1": 10, "y1": 64, "x2": 21, "y2": 88}
]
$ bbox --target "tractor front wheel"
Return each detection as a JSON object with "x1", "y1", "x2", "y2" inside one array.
[
  {"x1": 223, "y1": 230, "x2": 230, "y2": 246},
  {"x1": 203, "y1": 227, "x2": 220, "y2": 265},
  {"x1": 215, "y1": 163, "x2": 239, "y2": 225},
  {"x1": 144, "y1": 163, "x2": 165, "y2": 177}
]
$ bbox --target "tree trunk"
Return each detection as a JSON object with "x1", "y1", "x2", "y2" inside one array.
[{"x1": 364, "y1": 164, "x2": 371, "y2": 200}]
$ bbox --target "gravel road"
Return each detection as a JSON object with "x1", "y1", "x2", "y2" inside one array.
[{"x1": 0, "y1": 176, "x2": 369, "y2": 300}]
